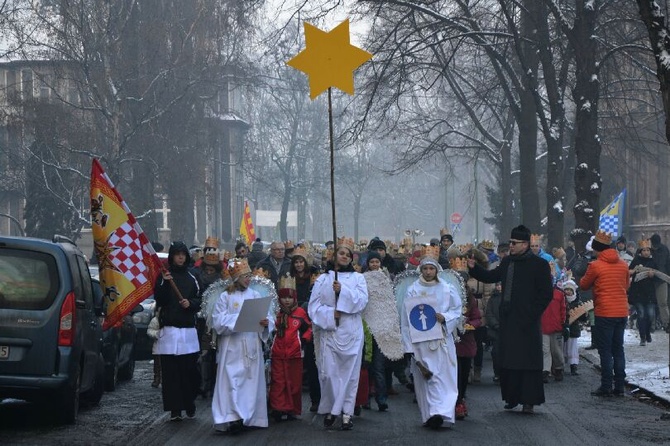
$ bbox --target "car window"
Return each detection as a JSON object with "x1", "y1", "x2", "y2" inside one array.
[
  {"x1": 0, "y1": 249, "x2": 59, "y2": 310},
  {"x1": 76, "y1": 256, "x2": 93, "y2": 309}
]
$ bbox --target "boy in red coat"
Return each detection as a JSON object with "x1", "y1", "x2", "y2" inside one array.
[
  {"x1": 270, "y1": 275, "x2": 312, "y2": 421},
  {"x1": 541, "y1": 287, "x2": 567, "y2": 382}
]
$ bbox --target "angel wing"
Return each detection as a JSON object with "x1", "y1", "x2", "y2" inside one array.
[{"x1": 200, "y1": 278, "x2": 230, "y2": 330}]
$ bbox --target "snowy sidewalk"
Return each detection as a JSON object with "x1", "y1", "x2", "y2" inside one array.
[{"x1": 579, "y1": 328, "x2": 670, "y2": 402}]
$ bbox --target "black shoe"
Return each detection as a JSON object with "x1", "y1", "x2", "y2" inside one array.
[
  {"x1": 504, "y1": 403, "x2": 518, "y2": 410},
  {"x1": 309, "y1": 403, "x2": 319, "y2": 413},
  {"x1": 570, "y1": 365, "x2": 579, "y2": 376},
  {"x1": 646, "y1": 335, "x2": 652, "y2": 343},
  {"x1": 186, "y1": 405, "x2": 196, "y2": 419},
  {"x1": 170, "y1": 410, "x2": 182, "y2": 421},
  {"x1": 378, "y1": 403, "x2": 388, "y2": 412},
  {"x1": 613, "y1": 388, "x2": 625, "y2": 397},
  {"x1": 591, "y1": 388, "x2": 612, "y2": 397},
  {"x1": 324, "y1": 414, "x2": 336, "y2": 428},
  {"x1": 353, "y1": 406, "x2": 362, "y2": 416},
  {"x1": 341, "y1": 414, "x2": 354, "y2": 430},
  {"x1": 228, "y1": 419, "x2": 243, "y2": 434},
  {"x1": 424, "y1": 414, "x2": 443, "y2": 429},
  {"x1": 272, "y1": 410, "x2": 284, "y2": 422},
  {"x1": 522, "y1": 404, "x2": 534, "y2": 414}
]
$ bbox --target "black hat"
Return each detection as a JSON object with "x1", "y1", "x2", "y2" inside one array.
[
  {"x1": 429, "y1": 238, "x2": 440, "y2": 246},
  {"x1": 366, "y1": 251, "x2": 382, "y2": 266},
  {"x1": 368, "y1": 239, "x2": 387, "y2": 251},
  {"x1": 168, "y1": 241, "x2": 191, "y2": 266},
  {"x1": 616, "y1": 236, "x2": 626, "y2": 245},
  {"x1": 651, "y1": 234, "x2": 661, "y2": 247},
  {"x1": 441, "y1": 234, "x2": 454, "y2": 242},
  {"x1": 510, "y1": 225, "x2": 531, "y2": 241}
]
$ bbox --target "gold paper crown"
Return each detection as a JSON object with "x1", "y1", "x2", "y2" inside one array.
[
  {"x1": 203, "y1": 236, "x2": 220, "y2": 266},
  {"x1": 449, "y1": 257, "x2": 468, "y2": 272},
  {"x1": 479, "y1": 239, "x2": 495, "y2": 251},
  {"x1": 530, "y1": 234, "x2": 542, "y2": 244},
  {"x1": 421, "y1": 245, "x2": 440, "y2": 260},
  {"x1": 440, "y1": 228, "x2": 450, "y2": 237},
  {"x1": 252, "y1": 267, "x2": 270, "y2": 279},
  {"x1": 292, "y1": 245, "x2": 310, "y2": 260},
  {"x1": 228, "y1": 259, "x2": 251, "y2": 280},
  {"x1": 594, "y1": 230, "x2": 612, "y2": 246},
  {"x1": 337, "y1": 236, "x2": 355, "y2": 251},
  {"x1": 204, "y1": 236, "x2": 219, "y2": 249},
  {"x1": 638, "y1": 239, "x2": 651, "y2": 249},
  {"x1": 458, "y1": 243, "x2": 474, "y2": 255},
  {"x1": 278, "y1": 274, "x2": 296, "y2": 291}
]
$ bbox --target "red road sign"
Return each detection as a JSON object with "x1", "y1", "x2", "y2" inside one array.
[{"x1": 450, "y1": 212, "x2": 462, "y2": 224}]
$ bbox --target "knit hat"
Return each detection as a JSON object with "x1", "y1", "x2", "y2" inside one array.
[
  {"x1": 651, "y1": 234, "x2": 661, "y2": 247},
  {"x1": 429, "y1": 238, "x2": 440, "y2": 246},
  {"x1": 562, "y1": 279, "x2": 577, "y2": 303},
  {"x1": 440, "y1": 233, "x2": 454, "y2": 243},
  {"x1": 510, "y1": 225, "x2": 531, "y2": 241},
  {"x1": 366, "y1": 251, "x2": 382, "y2": 266},
  {"x1": 368, "y1": 238, "x2": 387, "y2": 251}
]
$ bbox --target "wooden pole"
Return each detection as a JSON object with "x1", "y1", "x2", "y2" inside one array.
[{"x1": 328, "y1": 87, "x2": 340, "y2": 327}]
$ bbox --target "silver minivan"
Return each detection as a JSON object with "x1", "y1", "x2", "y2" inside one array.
[{"x1": 0, "y1": 235, "x2": 105, "y2": 423}]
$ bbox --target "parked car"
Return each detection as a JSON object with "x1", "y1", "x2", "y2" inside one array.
[
  {"x1": 91, "y1": 278, "x2": 141, "y2": 391},
  {"x1": 132, "y1": 297, "x2": 156, "y2": 360},
  {"x1": 0, "y1": 235, "x2": 105, "y2": 424}
]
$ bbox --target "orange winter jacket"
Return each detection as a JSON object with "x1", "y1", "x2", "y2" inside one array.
[{"x1": 579, "y1": 249, "x2": 630, "y2": 317}]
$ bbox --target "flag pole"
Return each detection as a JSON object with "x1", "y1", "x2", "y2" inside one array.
[{"x1": 328, "y1": 87, "x2": 340, "y2": 327}]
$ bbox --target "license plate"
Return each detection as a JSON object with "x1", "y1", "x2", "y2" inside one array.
[{"x1": 0, "y1": 346, "x2": 8, "y2": 359}]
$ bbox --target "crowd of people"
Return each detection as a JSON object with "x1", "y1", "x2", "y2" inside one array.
[{"x1": 147, "y1": 226, "x2": 670, "y2": 432}]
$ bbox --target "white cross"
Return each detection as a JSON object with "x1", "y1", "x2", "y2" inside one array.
[{"x1": 155, "y1": 198, "x2": 170, "y2": 229}]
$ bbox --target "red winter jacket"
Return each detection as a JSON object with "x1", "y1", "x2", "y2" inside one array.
[
  {"x1": 271, "y1": 306, "x2": 312, "y2": 359},
  {"x1": 456, "y1": 294, "x2": 482, "y2": 358},
  {"x1": 541, "y1": 288, "x2": 566, "y2": 334},
  {"x1": 580, "y1": 248, "x2": 630, "y2": 318}
]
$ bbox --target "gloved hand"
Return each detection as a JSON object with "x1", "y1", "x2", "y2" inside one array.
[{"x1": 562, "y1": 326, "x2": 570, "y2": 341}]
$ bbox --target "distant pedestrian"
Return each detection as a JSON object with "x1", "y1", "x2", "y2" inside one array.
[
  {"x1": 650, "y1": 234, "x2": 670, "y2": 332},
  {"x1": 579, "y1": 231, "x2": 630, "y2": 397},
  {"x1": 562, "y1": 280, "x2": 585, "y2": 376},
  {"x1": 628, "y1": 239, "x2": 657, "y2": 346}
]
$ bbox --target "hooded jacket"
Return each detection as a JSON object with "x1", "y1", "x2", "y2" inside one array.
[
  {"x1": 579, "y1": 249, "x2": 629, "y2": 318},
  {"x1": 155, "y1": 242, "x2": 201, "y2": 328}
]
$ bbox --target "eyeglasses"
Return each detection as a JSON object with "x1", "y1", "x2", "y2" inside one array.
[{"x1": 509, "y1": 240, "x2": 526, "y2": 246}]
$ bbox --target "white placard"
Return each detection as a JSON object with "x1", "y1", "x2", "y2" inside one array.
[
  {"x1": 233, "y1": 296, "x2": 273, "y2": 332},
  {"x1": 404, "y1": 294, "x2": 443, "y2": 343}
]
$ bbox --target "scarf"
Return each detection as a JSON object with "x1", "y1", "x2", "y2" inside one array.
[
  {"x1": 276, "y1": 300, "x2": 298, "y2": 338},
  {"x1": 502, "y1": 249, "x2": 533, "y2": 304}
]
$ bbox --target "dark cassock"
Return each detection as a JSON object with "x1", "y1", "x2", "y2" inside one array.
[{"x1": 468, "y1": 226, "x2": 552, "y2": 410}]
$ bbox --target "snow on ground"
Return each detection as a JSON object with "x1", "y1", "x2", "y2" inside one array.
[{"x1": 579, "y1": 327, "x2": 670, "y2": 402}]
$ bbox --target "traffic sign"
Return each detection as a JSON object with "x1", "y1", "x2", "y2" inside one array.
[{"x1": 450, "y1": 212, "x2": 462, "y2": 224}]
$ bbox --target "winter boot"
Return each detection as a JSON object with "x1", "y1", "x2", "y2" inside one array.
[
  {"x1": 542, "y1": 371, "x2": 550, "y2": 383},
  {"x1": 570, "y1": 364, "x2": 579, "y2": 376},
  {"x1": 473, "y1": 367, "x2": 482, "y2": 383},
  {"x1": 151, "y1": 355, "x2": 161, "y2": 388},
  {"x1": 553, "y1": 369, "x2": 564, "y2": 382}
]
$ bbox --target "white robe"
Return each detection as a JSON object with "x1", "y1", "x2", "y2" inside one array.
[
  {"x1": 401, "y1": 278, "x2": 461, "y2": 425},
  {"x1": 211, "y1": 287, "x2": 274, "y2": 429},
  {"x1": 308, "y1": 270, "x2": 368, "y2": 416}
]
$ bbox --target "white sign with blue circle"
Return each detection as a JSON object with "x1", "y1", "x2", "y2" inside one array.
[{"x1": 404, "y1": 294, "x2": 443, "y2": 343}]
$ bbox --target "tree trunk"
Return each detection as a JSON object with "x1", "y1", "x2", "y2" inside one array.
[
  {"x1": 637, "y1": 0, "x2": 670, "y2": 144},
  {"x1": 572, "y1": 1, "x2": 601, "y2": 236},
  {"x1": 500, "y1": 112, "x2": 515, "y2": 239},
  {"x1": 518, "y1": 0, "x2": 542, "y2": 231}
]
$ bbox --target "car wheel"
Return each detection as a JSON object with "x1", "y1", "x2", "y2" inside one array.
[
  {"x1": 82, "y1": 353, "x2": 105, "y2": 405},
  {"x1": 104, "y1": 350, "x2": 118, "y2": 392},
  {"x1": 58, "y1": 365, "x2": 80, "y2": 424},
  {"x1": 118, "y1": 351, "x2": 135, "y2": 381}
]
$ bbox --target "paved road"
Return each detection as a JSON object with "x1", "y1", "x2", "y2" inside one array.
[{"x1": 2, "y1": 354, "x2": 670, "y2": 445}]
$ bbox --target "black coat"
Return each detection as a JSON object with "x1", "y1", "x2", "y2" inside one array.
[
  {"x1": 154, "y1": 265, "x2": 201, "y2": 328},
  {"x1": 651, "y1": 243, "x2": 670, "y2": 274},
  {"x1": 256, "y1": 255, "x2": 291, "y2": 288},
  {"x1": 629, "y1": 256, "x2": 658, "y2": 305},
  {"x1": 469, "y1": 251, "x2": 553, "y2": 370}
]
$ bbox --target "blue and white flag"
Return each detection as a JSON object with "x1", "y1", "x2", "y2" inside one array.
[{"x1": 599, "y1": 189, "x2": 625, "y2": 237}]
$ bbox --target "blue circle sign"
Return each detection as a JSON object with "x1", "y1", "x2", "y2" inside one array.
[{"x1": 409, "y1": 304, "x2": 437, "y2": 331}]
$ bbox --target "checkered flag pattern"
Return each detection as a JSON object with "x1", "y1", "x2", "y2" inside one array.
[
  {"x1": 109, "y1": 222, "x2": 149, "y2": 286},
  {"x1": 598, "y1": 215, "x2": 619, "y2": 237}
]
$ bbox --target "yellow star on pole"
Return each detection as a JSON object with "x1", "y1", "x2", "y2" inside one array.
[{"x1": 287, "y1": 19, "x2": 372, "y2": 99}]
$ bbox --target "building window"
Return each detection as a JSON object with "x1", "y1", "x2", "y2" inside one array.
[
  {"x1": 21, "y1": 69, "x2": 33, "y2": 101},
  {"x1": 39, "y1": 73, "x2": 51, "y2": 101}
]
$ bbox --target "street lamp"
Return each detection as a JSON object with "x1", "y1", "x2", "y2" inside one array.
[{"x1": 404, "y1": 228, "x2": 424, "y2": 245}]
